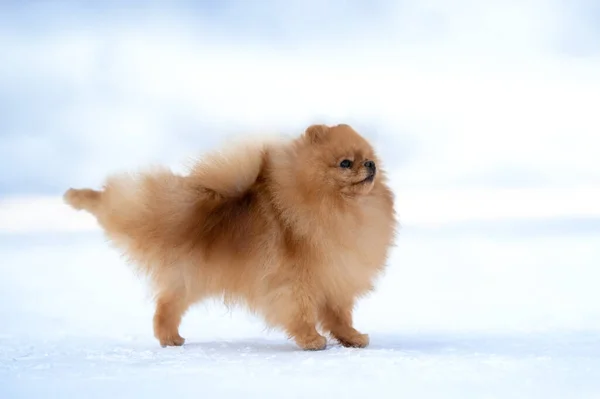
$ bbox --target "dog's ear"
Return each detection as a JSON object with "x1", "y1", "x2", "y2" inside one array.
[{"x1": 304, "y1": 124, "x2": 329, "y2": 144}]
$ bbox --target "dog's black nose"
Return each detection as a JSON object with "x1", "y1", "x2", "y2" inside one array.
[{"x1": 364, "y1": 160, "x2": 376, "y2": 170}]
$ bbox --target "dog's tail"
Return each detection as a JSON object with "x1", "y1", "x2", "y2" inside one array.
[
  {"x1": 63, "y1": 187, "x2": 104, "y2": 215},
  {"x1": 186, "y1": 134, "x2": 285, "y2": 198},
  {"x1": 62, "y1": 168, "x2": 191, "y2": 281}
]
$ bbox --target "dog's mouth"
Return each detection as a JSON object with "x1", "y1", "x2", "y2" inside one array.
[{"x1": 358, "y1": 172, "x2": 376, "y2": 184}]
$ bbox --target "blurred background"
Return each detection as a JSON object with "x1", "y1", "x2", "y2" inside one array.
[
  {"x1": 1, "y1": 0, "x2": 600, "y2": 344},
  {"x1": 1, "y1": 2, "x2": 600, "y2": 397},
  {"x1": 1, "y1": 0, "x2": 599, "y2": 197}
]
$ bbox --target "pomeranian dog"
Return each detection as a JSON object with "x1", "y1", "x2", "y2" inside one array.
[{"x1": 64, "y1": 123, "x2": 397, "y2": 350}]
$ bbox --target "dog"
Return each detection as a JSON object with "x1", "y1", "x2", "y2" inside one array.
[{"x1": 64, "y1": 123, "x2": 397, "y2": 350}]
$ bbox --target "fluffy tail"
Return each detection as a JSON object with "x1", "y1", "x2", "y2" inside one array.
[
  {"x1": 61, "y1": 135, "x2": 281, "y2": 252},
  {"x1": 63, "y1": 187, "x2": 103, "y2": 215},
  {"x1": 61, "y1": 137, "x2": 282, "y2": 285},
  {"x1": 186, "y1": 133, "x2": 285, "y2": 197}
]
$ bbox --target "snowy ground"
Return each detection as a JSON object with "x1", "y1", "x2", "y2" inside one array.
[{"x1": 2, "y1": 191, "x2": 600, "y2": 398}]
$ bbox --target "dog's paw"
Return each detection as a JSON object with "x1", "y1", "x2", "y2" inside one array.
[
  {"x1": 158, "y1": 334, "x2": 186, "y2": 347},
  {"x1": 337, "y1": 332, "x2": 369, "y2": 348},
  {"x1": 296, "y1": 334, "x2": 327, "y2": 351}
]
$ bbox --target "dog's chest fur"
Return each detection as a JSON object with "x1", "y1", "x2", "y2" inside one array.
[{"x1": 309, "y1": 196, "x2": 395, "y2": 300}]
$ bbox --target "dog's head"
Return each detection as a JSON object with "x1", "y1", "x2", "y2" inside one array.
[{"x1": 295, "y1": 123, "x2": 380, "y2": 197}]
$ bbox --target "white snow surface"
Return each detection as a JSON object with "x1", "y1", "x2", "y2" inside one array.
[{"x1": 2, "y1": 193, "x2": 600, "y2": 398}]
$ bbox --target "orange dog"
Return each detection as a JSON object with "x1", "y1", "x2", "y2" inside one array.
[{"x1": 64, "y1": 123, "x2": 397, "y2": 350}]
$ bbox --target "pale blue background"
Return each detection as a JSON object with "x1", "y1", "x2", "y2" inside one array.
[
  {"x1": 2, "y1": 2, "x2": 600, "y2": 397},
  {"x1": 1, "y1": 0, "x2": 599, "y2": 197}
]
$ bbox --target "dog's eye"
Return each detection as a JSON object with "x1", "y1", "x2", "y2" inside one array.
[{"x1": 339, "y1": 159, "x2": 353, "y2": 168}]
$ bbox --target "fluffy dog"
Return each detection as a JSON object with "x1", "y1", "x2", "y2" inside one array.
[{"x1": 64, "y1": 123, "x2": 397, "y2": 350}]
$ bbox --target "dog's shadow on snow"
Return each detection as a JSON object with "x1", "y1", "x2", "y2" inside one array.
[
  {"x1": 180, "y1": 339, "x2": 299, "y2": 354},
  {"x1": 177, "y1": 333, "x2": 505, "y2": 356}
]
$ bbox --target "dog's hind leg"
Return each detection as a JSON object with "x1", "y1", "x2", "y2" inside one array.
[{"x1": 153, "y1": 289, "x2": 191, "y2": 347}]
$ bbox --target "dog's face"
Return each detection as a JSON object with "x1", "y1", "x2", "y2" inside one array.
[{"x1": 298, "y1": 123, "x2": 379, "y2": 197}]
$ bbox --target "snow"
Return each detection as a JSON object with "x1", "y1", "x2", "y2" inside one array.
[{"x1": 2, "y1": 193, "x2": 600, "y2": 398}]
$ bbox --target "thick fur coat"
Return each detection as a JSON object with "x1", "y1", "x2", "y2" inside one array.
[{"x1": 64, "y1": 123, "x2": 397, "y2": 350}]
